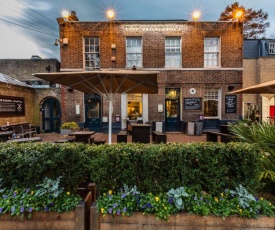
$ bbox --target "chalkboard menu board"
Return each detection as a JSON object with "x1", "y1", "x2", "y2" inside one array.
[
  {"x1": 0, "y1": 96, "x2": 25, "y2": 116},
  {"x1": 225, "y1": 95, "x2": 237, "y2": 113},
  {"x1": 184, "y1": 97, "x2": 202, "y2": 110}
]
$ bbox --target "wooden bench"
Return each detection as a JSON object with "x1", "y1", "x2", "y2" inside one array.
[
  {"x1": 206, "y1": 131, "x2": 234, "y2": 143},
  {"x1": 117, "y1": 131, "x2": 127, "y2": 143},
  {"x1": 152, "y1": 131, "x2": 167, "y2": 144},
  {"x1": 12, "y1": 123, "x2": 36, "y2": 138},
  {"x1": 6, "y1": 137, "x2": 42, "y2": 143}
]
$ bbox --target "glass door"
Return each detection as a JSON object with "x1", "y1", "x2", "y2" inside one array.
[
  {"x1": 165, "y1": 88, "x2": 180, "y2": 132},
  {"x1": 42, "y1": 98, "x2": 61, "y2": 133}
]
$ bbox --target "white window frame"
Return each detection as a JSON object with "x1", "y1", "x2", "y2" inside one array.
[
  {"x1": 269, "y1": 42, "x2": 275, "y2": 54},
  {"x1": 165, "y1": 37, "x2": 182, "y2": 68},
  {"x1": 83, "y1": 37, "x2": 100, "y2": 70},
  {"x1": 204, "y1": 37, "x2": 220, "y2": 68},
  {"x1": 204, "y1": 88, "x2": 221, "y2": 118},
  {"x1": 126, "y1": 37, "x2": 143, "y2": 68}
]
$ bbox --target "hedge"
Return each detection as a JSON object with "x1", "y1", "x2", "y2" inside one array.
[{"x1": 0, "y1": 142, "x2": 262, "y2": 195}]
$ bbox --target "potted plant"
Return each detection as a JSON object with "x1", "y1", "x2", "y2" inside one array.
[{"x1": 60, "y1": 122, "x2": 79, "y2": 135}]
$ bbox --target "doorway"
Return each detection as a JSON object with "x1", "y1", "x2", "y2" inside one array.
[
  {"x1": 165, "y1": 88, "x2": 181, "y2": 132},
  {"x1": 42, "y1": 98, "x2": 61, "y2": 133},
  {"x1": 85, "y1": 94, "x2": 102, "y2": 132}
]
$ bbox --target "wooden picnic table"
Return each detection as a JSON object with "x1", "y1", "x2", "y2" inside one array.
[
  {"x1": 131, "y1": 124, "x2": 152, "y2": 143},
  {"x1": 68, "y1": 131, "x2": 96, "y2": 144},
  {"x1": 6, "y1": 137, "x2": 42, "y2": 143}
]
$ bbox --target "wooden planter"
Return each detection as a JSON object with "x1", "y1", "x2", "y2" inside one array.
[
  {"x1": 0, "y1": 202, "x2": 85, "y2": 230},
  {"x1": 90, "y1": 207, "x2": 275, "y2": 230}
]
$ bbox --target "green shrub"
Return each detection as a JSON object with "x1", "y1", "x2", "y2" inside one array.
[
  {"x1": 61, "y1": 122, "x2": 79, "y2": 130},
  {"x1": 87, "y1": 142, "x2": 262, "y2": 195},
  {"x1": 0, "y1": 142, "x2": 90, "y2": 192}
]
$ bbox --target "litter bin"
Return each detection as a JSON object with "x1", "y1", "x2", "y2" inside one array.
[
  {"x1": 186, "y1": 122, "x2": 195, "y2": 136},
  {"x1": 194, "y1": 121, "x2": 203, "y2": 136}
]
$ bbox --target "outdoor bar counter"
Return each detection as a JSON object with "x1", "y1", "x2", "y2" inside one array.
[{"x1": 131, "y1": 124, "x2": 152, "y2": 143}]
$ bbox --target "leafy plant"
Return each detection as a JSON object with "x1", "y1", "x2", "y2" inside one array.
[
  {"x1": 35, "y1": 177, "x2": 63, "y2": 198},
  {"x1": 229, "y1": 121, "x2": 275, "y2": 183},
  {"x1": 167, "y1": 187, "x2": 188, "y2": 210},
  {"x1": 230, "y1": 184, "x2": 256, "y2": 208}
]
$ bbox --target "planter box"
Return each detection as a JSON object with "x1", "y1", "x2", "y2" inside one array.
[
  {"x1": 0, "y1": 202, "x2": 85, "y2": 230},
  {"x1": 90, "y1": 207, "x2": 275, "y2": 230},
  {"x1": 60, "y1": 129, "x2": 74, "y2": 135}
]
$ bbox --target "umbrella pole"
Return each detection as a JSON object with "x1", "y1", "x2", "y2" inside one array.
[{"x1": 108, "y1": 100, "x2": 113, "y2": 144}]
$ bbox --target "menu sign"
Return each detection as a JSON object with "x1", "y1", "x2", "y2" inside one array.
[
  {"x1": 0, "y1": 96, "x2": 25, "y2": 116},
  {"x1": 225, "y1": 95, "x2": 237, "y2": 113},
  {"x1": 184, "y1": 98, "x2": 202, "y2": 110}
]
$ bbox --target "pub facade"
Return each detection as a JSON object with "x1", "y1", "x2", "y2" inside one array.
[{"x1": 57, "y1": 13, "x2": 243, "y2": 132}]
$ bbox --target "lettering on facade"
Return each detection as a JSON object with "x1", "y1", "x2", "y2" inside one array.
[
  {"x1": 225, "y1": 95, "x2": 237, "y2": 113},
  {"x1": 124, "y1": 24, "x2": 184, "y2": 33},
  {"x1": 0, "y1": 96, "x2": 25, "y2": 116}
]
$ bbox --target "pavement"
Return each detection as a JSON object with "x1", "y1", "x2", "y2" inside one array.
[{"x1": 35, "y1": 132, "x2": 207, "y2": 144}]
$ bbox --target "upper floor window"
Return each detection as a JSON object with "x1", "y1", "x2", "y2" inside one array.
[
  {"x1": 84, "y1": 37, "x2": 100, "y2": 70},
  {"x1": 165, "y1": 37, "x2": 181, "y2": 68},
  {"x1": 204, "y1": 37, "x2": 220, "y2": 67},
  {"x1": 126, "y1": 37, "x2": 142, "y2": 68},
  {"x1": 269, "y1": 42, "x2": 275, "y2": 54}
]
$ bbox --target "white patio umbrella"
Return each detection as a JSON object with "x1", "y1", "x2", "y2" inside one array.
[{"x1": 33, "y1": 70, "x2": 159, "y2": 144}]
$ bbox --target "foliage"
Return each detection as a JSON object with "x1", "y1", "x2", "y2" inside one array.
[
  {"x1": 0, "y1": 177, "x2": 81, "y2": 218},
  {"x1": 61, "y1": 122, "x2": 79, "y2": 130},
  {"x1": 97, "y1": 185, "x2": 275, "y2": 221},
  {"x1": 0, "y1": 142, "x2": 90, "y2": 192},
  {"x1": 218, "y1": 1, "x2": 270, "y2": 39},
  {"x1": 166, "y1": 187, "x2": 188, "y2": 210},
  {"x1": 228, "y1": 121, "x2": 275, "y2": 183},
  {"x1": 87, "y1": 142, "x2": 262, "y2": 195}
]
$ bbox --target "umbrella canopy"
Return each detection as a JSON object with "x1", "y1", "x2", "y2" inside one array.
[
  {"x1": 229, "y1": 80, "x2": 275, "y2": 94},
  {"x1": 33, "y1": 70, "x2": 159, "y2": 144}
]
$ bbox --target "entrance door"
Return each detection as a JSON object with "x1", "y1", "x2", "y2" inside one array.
[
  {"x1": 165, "y1": 88, "x2": 180, "y2": 132},
  {"x1": 42, "y1": 98, "x2": 61, "y2": 133},
  {"x1": 85, "y1": 94, "x2": 102, "y2": 132}
]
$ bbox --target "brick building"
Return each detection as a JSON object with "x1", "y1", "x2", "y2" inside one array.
[
  {"x1": 56, "y1": 14, "x2": 243, "y2": 132},
  {"x1": 243, "y1": 39, "x2": 275, "y2": 122},
  {"x1": 0, "y1": 57, "x2": 63, "y2": 132}
]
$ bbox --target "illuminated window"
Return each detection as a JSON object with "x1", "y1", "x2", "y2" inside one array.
[
  {"x1": 84, "y1": 37, "x2": 100, "y2": 70},
  {"x1": 204, "y1": 37, "x2": 220, "y2": 67},
  {"x1": 204, "y1": 89, "x2": 220, "y2": 117},
  {"x1": 127, "y1": 94, "x2": 142, "y2": 120},
  {"x1": 126, "y1": 37, "x2": 142, "y2": 67}
]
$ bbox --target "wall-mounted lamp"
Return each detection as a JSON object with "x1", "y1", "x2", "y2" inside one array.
[
  {"x1": 228, "y1": 85, "x2": 235, "y2": 91},
  {"x1": 111, "y1": 56, "x2": 116, "y2": 62},
  {"x1": 111, "y1": 44, "x2": 116, "y2": 49},
  {"x1": 54, "y1": 38, "x2": 68, "y2": 46}
]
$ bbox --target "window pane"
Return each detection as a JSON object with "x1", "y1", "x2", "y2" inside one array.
[
  {"x1": 204, "y1": 37, "x2": 219, "y2": 67},
  {"x1": 126, "y1": 37, "x2": 142, "y2": 67},
  {"x1": 84, "y1": 37, "x2": 100, "y2": 70},
  {"x1": 165, "y1": 37, "x2": 181, "y2": 68}
]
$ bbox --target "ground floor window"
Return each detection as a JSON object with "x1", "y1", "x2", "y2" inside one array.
[
  {"x1": 204, "y1": 88, "x2": 220, "y2": 117},
  {"x1": 127, "y1": 94, "x2": 142, "y2": 120}
]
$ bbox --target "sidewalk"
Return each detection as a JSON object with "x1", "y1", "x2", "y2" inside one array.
[{"x1": 35, "y1": 132, "x2": 206, "y2": 144}]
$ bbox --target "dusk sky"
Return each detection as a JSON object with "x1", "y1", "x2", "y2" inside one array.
[{"x1": 0, "y1": 0, "x2": 274, "y2": 60}]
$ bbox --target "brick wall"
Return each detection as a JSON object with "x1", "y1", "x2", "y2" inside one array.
[{"x1": 0, "y1": 83, "x2": 35, "y2": 126}]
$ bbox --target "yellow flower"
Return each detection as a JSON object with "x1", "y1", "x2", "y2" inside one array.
[
  {"x1": 220, "y1": 193, "x2": 224, "y2": 197},
  {"x1": 31, "y1": 191, "x2": 34, "y2": 195},
  {"x1": 155, "y1": 197, "x2": 159, "y2": 202},
  {"x1": 260, "y1": 197, "x2": 264, "y2": 201},
  {"x1": 108, "y1": 190, "x2": 112, "y2": 195},
  {"x1": 239, "y1": 209, "x2": 242, "y2": 213},
  {"x1": 164, "y1": 206, "x2": 167, "y2": 210},
  {"x1": 103, "y1": 193, "x2": 106, "y2": 196},
  {"x1": 67, "y1": 191, "x2": 70, "y2": 196},
  {"x1": 7, "y1": 200, "x2": 9, "y2": 203},
  {"x1": 214, "y1": 197, "x2": 219, "y2": 202},
  {"x1": 101, "y1": 208, "x2": 105, "y2": 213},
  {"x1": 269, "y1": 202, "x2": 272, "y2": 206}
]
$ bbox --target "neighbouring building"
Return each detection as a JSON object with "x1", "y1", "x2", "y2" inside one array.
[
  {"x1": 55, "y1": 12, "x2": 243, "y2": 132},
  {"x1": 243, "y1": 39, "x2": 275, "y2": 122},
  {"x1": 0, "y1": 57, "x2": 63, "y2": 133}
]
